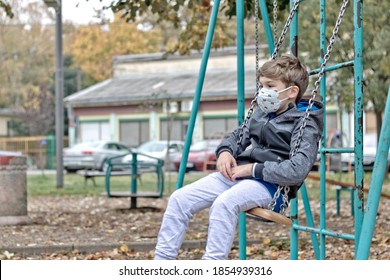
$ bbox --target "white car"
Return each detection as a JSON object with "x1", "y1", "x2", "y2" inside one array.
[
  {"x1": 341, "y1": 133, "x2": 390, "y2": 171},
  {"x1": 122, "y1": 140, "x2": 184, "y2": 171},
  {"x1": 63, "y1": 141, "x2": 131, "y2": 172}
]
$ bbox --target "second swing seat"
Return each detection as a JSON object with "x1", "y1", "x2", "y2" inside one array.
[{"x1": 246, "y1": 207, "x2": 293, "y2": 226}]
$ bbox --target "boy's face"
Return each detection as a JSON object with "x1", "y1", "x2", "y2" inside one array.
[
  {"x1": 259, "y1": 77, "x2": 287, "y2": 92},
  {"x1": 259, "y1": 77, "x2": 299, "y2": 114}
]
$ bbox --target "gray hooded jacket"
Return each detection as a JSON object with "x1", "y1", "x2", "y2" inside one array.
[{"x1": 216, "y1": 100, "x2": 324, "y2": 199}]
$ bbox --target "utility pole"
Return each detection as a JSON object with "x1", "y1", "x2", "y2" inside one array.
[{"x1": 44, "y1": 0, "x2": 64, "y2": 188}]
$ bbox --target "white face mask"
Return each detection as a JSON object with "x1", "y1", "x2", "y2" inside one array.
[{"x1": 256, "y1": 86, "x2": 292, "y2": 114}]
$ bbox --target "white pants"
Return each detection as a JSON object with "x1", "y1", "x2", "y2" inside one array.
[{"x1": 154, "y1": 172, "x2": 272, "y2": 260}]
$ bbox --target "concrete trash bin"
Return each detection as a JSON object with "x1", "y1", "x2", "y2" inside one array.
[{"x1": 0, "y1": 152, "x2": 32, "y2": 225}]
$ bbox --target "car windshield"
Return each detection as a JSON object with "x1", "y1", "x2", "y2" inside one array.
[
  {"x1": 72, "y1": 142, "x2": 102, "y2": 149},
  {"x1": 138, "y1": 142, "x2": 166, "y2": 153},
  {"x1": 190, "y1": 140, "x2": 220, "y2": 152}
]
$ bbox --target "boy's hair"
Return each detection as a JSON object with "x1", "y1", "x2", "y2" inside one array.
[{"x1": 258, "y1": 55, "x2": 309, "y2": 103}]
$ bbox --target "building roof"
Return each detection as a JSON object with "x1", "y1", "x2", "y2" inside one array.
[
  {"x1": 0, "y1": 108, "x2": 18, "y2": 117},
  {"x1": 112, "y1": 45, "x2": 261, "y2": 65},
  {"x1": 65, "y1": 68, "x2": 258, "y2": 107}
]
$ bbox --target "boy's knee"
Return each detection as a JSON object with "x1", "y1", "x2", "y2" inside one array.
[
  {"x1": 169, "y1": 186, "x2": 192, "y2": 202},
  {"x1": 166, "y1": 188, "x2": 192, "y2": 216},
  {"x1": 167, "y1": 189, "x2": 185, "y2": 207},
  {"x1": 211, "y1": 195, "x2": 239, "y2": 216}
]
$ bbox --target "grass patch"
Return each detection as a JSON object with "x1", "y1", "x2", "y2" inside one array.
[
  {"x1": 27, "y1": 170, "x2": 389, "y2": 200},
  {"x1": 27, "y1": 172, "x2": 205, "y2": 197}
]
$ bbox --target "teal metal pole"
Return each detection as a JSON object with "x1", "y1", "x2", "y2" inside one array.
[
  {"x1": 258, "y1": 0, "x2": 275, "y2": 56},
  {"x1": 319, "y1": 0, "x2": 327, "y2": 260},
  {"x1": 131, "y1": 153, "x2": 138, "y2": 209},
  {"x1": 356, "y1": 86, "x2": 390, "y2": 259},
  {"x1": 289, "y1": 0, "x2": 299, "y2": 260},
  {"x1": 175, "y1": 0, "x2": 220, "y2": 190},
  {"x1": 236, "y1": 0, "x2": 247, "y2": 260},
  {"x1": 299, "y1": 184, "x2": 320, "y2": 259},
  {"x1": 308, "y1": 60, "x2": 354, "y2": 76},
  {"x1": 353, "y1": 0, "x2": 364, "y2": 255},
  {"x1": 104, "y1": 161, "x2": 112, "y2": 197},
  {"x1": 289, "y1": 196, "x2": 298, "y2": 259},
  {"x1": 290, "y1": 0, "x2": 299, "y2": 56},
  {"x1": 292, "y1": 225, "x2": 355, "y2": 240},
  {"x1": 322, "y1": 147, "x2": 355, "y2": 154}
]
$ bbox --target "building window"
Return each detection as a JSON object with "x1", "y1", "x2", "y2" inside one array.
[
  {"x1": 120, "y1": 120, "x2": 149, "y2": 148},
  {"x1": 79, "y1": 121, "x2": 109, "y2": 142},
  {"x1": 204, "y1": 117, "x2": 237, "y2": 139},
  {"x1": 160, "y1": 119, "x2": 189, "y2": 141}
]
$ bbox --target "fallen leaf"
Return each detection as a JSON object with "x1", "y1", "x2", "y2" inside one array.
[
  {"x1": 119, "y1": 244, "x2": 129, "y2": 253},
  {"x1": 263, "y1": 238, "x2": 271, "y2": 245}
]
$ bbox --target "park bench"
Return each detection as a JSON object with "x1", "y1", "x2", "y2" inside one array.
[
  {"x1": 103, "y1": 152, "x2": 165, "y2": 209},
  {"x1": 77, "y1": 169, "x2": 146, "y2": 187}
]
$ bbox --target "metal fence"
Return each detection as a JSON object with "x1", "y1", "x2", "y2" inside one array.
[{"x1": 0, "y1": 136, "x2": 68, "y2": 169}]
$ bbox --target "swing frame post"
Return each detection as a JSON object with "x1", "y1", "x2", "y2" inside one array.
[
  {"x1": 319, "y1": 0, "x2": 328, "y2": 260},
  {"x1": 293, "y1": 183, "x2": 321, "y2": 259},
  {"x1": 258, "y1": 0, "x2": 275, "y2": 54},
  {"x1": 289, "y1": 0, "x2": 320, "y2": 261},
  {"x1": 352, "y1": 0, "x2": 365, "y2": 254},
  {"x1": 174, "y1": 0, "x2": 221, "y2": 191},
  {"x1": 356, "y1": 86, "x2": 390, "y2": 259},
  {"x1": 288, "y1": 0, "x2": 300, "y2": 260},
  {"x1": 236, "y1": 0, "x2": 247, "y2": 261}
]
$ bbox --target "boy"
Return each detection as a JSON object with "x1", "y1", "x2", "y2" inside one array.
[{"x1": 154, "y1": 55, "x2": 324, "y2": 260}]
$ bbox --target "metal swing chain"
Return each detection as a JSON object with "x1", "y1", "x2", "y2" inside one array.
[
  {"x1": 255, "y1": 0, "x2": 260, "y2": 96},
  {"x1": 271, "y1": 0, "x2": 300, "y2": 59},
  {"x1": 236, "y1": 0, "x2": 300, "y2": 147},
  {"x1": 290, "y1": 0, "x2": 349, "y2": 158},
  {"x1": 267, "y1": 0, "x2": 350, "y2": 214},
  {"x1": 273, "y1": 0, "x2": 278, "y2": 44}
]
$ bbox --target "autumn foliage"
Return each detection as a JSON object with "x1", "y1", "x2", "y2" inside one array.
[{"x1": 68, "y1": 17, "x2": 161, "y2": 82}]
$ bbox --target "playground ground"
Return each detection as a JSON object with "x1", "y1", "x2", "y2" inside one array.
[{"x1": 1, "y1": 192, "x2": 389, "y2": 260}]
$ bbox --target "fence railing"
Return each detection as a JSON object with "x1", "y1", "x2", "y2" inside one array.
[{"x1": 0, "y1": 136, "x2": 68, "y2": 169}]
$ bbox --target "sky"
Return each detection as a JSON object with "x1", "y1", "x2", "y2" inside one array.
[
  {"x1": 61, "y1": 0, "x2": 114, "y2": 25},
  {"x1": 23, "y1": 0, "x2": 115, "y2": 25}
]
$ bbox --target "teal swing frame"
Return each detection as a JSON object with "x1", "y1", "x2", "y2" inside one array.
[{"x1": 175, "y1": 0, "x2": 390, "y2": 260}]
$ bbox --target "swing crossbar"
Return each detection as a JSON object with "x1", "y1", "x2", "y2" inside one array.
[
  {"x1": 321, "y1": 147, "x2": 355, "y2": 154},
  {"x1": 292, "y1": 224, "x2": 355, "y2": 241},
  {"x1": 308, "y1": 60, "x2": 354, "y2": 76}
]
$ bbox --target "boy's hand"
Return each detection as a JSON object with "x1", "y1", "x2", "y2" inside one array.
[
  {"x1": 217, "y1": 151, "x2": 237, "y2": 181},
  {"x1": 231, "y1": 164, "x2": 253, "y2": 181}
]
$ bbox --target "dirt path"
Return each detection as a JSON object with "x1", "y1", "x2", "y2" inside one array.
[{"x1": 1, "y1": 195, "x2": 389, "y2": 260}]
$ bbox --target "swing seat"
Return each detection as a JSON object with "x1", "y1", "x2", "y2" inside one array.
[{"x1": 246, "y1": 207, "x2": 293, "y2": 226}]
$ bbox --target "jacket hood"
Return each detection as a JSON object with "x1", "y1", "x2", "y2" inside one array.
[{"x1": 287, "y1": 99, "x2": 324, "y2": 132}]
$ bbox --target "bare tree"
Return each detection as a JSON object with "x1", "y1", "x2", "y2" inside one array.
[{"x1": 17, "y1": 89, "x2": 55, "y2": 136}]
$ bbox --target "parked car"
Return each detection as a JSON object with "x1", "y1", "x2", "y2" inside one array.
[
  {"x1": 341, "y1": 133, "x2": 390, "y2": 171},
  {"x1": 121, "y1": 140, "x2": 184, "y2": 171},
  {"x1": 63, "y1": 141, "x2": 131, "y2": 173},
  {"x1": 173, "y1": 139, "x2": 222, "y2": 172}
]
